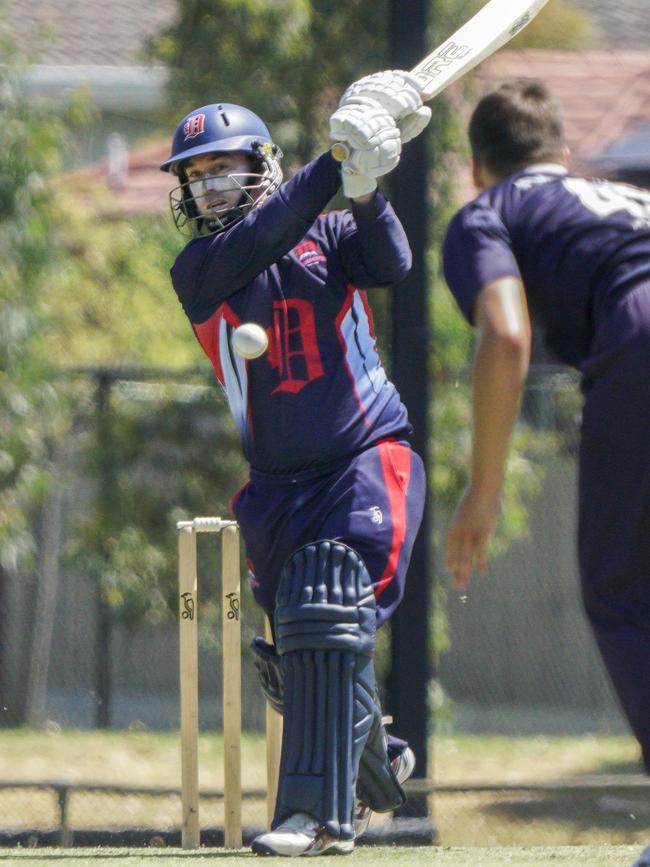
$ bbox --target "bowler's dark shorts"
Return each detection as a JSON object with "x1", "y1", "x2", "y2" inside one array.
[{"x1": 231, "y1": 439, "x2": 426, "y2": 631}]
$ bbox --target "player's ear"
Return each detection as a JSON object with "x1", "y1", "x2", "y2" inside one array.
[{"x1": 471, "y1": 155, "x2": 485, "y2": 191}]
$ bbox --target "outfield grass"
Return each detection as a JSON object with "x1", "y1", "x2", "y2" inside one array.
[
  {"x1": 0, "y1": 728, "x2": 641, "y2": 787},
  {"x1": 0, "y1": 728, "x2": 647, "y2": 848},
  {"x1": 0, "y1": 845, "x2": 643, "y2": 866}
]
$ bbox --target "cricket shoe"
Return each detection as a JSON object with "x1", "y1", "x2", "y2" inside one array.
[
  {"x1": 251, "y1": 812, "x2": 355, "y2": 857},
  {"x1": 354, "y1": 745, "x2": 416, "y2": 837},
  {"x1": 632, "y1": 843, "x2": 650, "y2": 866}
]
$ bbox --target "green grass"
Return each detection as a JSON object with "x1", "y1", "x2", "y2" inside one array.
[
  {"x1": 0, "y1": 729, "x2": 267, "y2": 789},
  {"x1": 0, "y1": 729, "x2": 641, "y2": 787},
  {"x1": 0, "y1": 846, "x2": 643, "y2": 866},
  {"x1": 0, "y1": 728, "x2": 647, "y2": 848}
]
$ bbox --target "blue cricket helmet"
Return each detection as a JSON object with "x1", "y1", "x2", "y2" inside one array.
[
  {"x1": 160, "y1": 103, "x2": 276, "y2": 173},
  {"x1": 161, "y1": 102, "x2": 283, "y2": 237}
]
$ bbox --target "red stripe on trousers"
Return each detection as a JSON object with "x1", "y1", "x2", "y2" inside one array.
[{"x1": 374, "y1": 441, "x2": 411, "y2": 598}]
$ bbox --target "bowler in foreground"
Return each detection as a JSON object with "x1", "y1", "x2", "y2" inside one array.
[{"x1": 442, "y1": 80, "x2": 650, "y2": 823}]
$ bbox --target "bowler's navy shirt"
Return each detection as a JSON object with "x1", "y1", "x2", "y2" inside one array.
[
  {"x1": 171, "y1": 152, "x2": 412, "y2": 473},
  {"x1": 443, "y1": 165, "x2": 650, "y2": 367}
]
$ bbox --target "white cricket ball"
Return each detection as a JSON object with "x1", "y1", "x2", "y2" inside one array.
[{"x1": 232, "y1": 322, "x2": 269, "y2": 360}]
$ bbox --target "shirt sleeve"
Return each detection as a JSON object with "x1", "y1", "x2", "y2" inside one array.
[
  {"x1": 442, "y1": 201, "x2": 521, "y2": 324},
  {"x1": 171, "y1": 152, "x2": 342, "y2": 323},
  {"x1": 336, "y1": 190, "x2": 412, "y2": 288}
]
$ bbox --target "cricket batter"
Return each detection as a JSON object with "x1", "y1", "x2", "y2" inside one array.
[
  {"x1": 160, "y1": 72, "x2": 429, "y2": 855},
  {"x1": 442, "y1": 80, "x2": 650, "y2": 865}
]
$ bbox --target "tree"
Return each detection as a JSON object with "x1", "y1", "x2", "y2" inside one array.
[
  {"x1": 509, "y1": 0, "x2": 597, "y2": 50},
  {"x1": 149, "y1": 0, "x2": 388, "y2": 163},
  {"x1": 0, "y1": 33, "x2": 85, "y2": 724}
]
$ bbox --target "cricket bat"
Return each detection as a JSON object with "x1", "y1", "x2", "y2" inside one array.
[{"x1": 331, "y1": 0, "x2": 550, "y2": 162}]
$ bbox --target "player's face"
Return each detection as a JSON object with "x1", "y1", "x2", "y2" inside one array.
[{"x1": 184, "y1": 152, "x2": 253, "y2": 218}]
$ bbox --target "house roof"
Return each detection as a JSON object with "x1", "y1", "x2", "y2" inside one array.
[
  {"x1": 479, "y1": 50, "x2": 650, "y2": 175},
  {"x1": 9, "y1": 0, "x2": 650, "y2": 64},
  {"x1": 68, "y1": 141, "x2": 174, "y2": 217},
  {"x1": 7, "y1": 0, "x2": 177, "y2": 66},
  {"x1": 573, "y1": 0, "x2": 650, "y2": 50}
]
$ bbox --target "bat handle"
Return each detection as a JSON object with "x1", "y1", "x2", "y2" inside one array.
[{"x1": 330, "y1": 142, "x2": 350, "y2": 162}]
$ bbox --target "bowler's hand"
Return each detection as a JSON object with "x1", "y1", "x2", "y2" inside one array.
[{"x1": 445, "y1": 486, "x2": 501, "y2": 590}]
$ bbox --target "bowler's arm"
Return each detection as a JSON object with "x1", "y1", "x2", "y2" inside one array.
[{"x1": 445, "y1": 276, "x2": 531, "y2": 589}]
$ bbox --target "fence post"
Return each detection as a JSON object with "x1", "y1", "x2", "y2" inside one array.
[{"x1": 55, "y1": 783, "x2": 73, "y2": 847}]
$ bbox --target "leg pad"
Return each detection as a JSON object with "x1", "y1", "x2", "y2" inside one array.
[{"x1": 273, "y1": 541, "x2": 379, "y2": 838}]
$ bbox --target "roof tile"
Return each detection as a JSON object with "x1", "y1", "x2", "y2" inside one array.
[
  {"x1": 7, "y1": 0, "x2": 177, "y2": 66},
  {"x1": 479, "y1": 50, "x2": 650, "y2": 173},
  {"x1": 573, "y1": 0, "x2": 650, "y2": 49}
]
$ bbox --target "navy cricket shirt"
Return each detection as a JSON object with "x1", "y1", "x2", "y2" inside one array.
[
  {"x1": 443, "y1": 164, "x2": 650, "y2": 367},
  {"x1": 171, "y1": 152, "x2": 413, "y2": 474}
]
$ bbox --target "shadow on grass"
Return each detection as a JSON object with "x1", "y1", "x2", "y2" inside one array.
[
  {"x1": 581, "y1": 758, "x2": 645, "y2": 776},
  {"x1": 482, "y1": 793, "x2": 650, "y2": 834}
]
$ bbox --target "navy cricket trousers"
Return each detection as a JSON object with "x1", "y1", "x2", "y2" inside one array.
[
  {"x1": 580, "y1": 282, "x2": 650, "y2": 773},
  {"x1": 230, "y1": 439, "x2": 426, "y2": 632}
]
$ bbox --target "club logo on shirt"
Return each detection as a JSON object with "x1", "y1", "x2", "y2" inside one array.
[
  {"x1": 369, "y1": 506, "x2": 383, "y2": 525},
  {"x1": 183, "y1": 113, "x2": 206, "y2": 141},
  {"x1": 293, "y1": 240, "x2": 326, "y2": 267},
  {"x1": 267, "y1": 299, "x2": 325, "y2": 394}
]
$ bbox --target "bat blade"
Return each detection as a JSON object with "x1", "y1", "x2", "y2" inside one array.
[
  {"x1": 413, "y1": 0, "x2": 549, "y2": 101},
  {"x1": 331, "y1": 0, "x2": 549, "y2": 163}
]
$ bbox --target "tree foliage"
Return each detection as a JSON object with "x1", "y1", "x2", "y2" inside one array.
[
  {"x1": 451, "y1": 0, "x2": 596, "y2": 51},
  {"x1": 0, "y1": 34, "x2": 78, "y2": 571},
  {"x1": 64, "y1": 379, "x2": 247, "y2": 628},
  {"x1": 149, "y1": 0, "x2": 388, "y2": 162},
  {"x1": 40, "y1": 199, "x2": 248, "y2": 628},
  {"x1": 0, "y1": 26, "x2": 247, "y2": 641},
  {"x1": 509, "y1": 0, "x2": 597, "y2": 51},
  {"x1": 43, "y1": 209, "x2": 192, "y2": 367}
]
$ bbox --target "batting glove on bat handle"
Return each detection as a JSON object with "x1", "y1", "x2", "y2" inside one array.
[
  {"x1": 340, "y1": 168, "x2": 377, "y2": 198},
  {"x1": 331, "y1": 108, "x2": 431, "y2": 160},
  {"x1": 339, "y1": 70, "x2": 424, "y2": 121}
]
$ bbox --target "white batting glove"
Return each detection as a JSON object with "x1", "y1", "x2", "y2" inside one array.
[
  {"x1": 329, "y1": 96, "x2": 401, "y2": 157},
  {"x1": 341, "y1": 137, "x2": 401, "y2": 177},
  {"x1": 330, "y1": 97, "x2": 402, "y2": 197},
  {"x1": 340, "y1": 70, "x2": 423, "y2": 119},
  {"x1": 340, "y1": 168, "x2": 377, "y2": 199},
  {"x1": 339, "y1": 132, "x2": 402, "y2": 198},
  {"x1": 339, "y1": 70, "x2": 432, "y2": 144},
  {"x1": 398, "y1": 105, "x2": 432, "y2": 144}
]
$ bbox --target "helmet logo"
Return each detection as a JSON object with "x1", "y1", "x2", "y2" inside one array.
[{"x1": 183, "y1": 113, "x2": 206, "y2": 141}]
